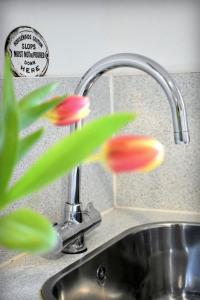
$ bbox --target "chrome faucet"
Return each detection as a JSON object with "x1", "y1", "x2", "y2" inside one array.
[{"x1": 52, "y1": 53, "x2": 190, "y2": 256}]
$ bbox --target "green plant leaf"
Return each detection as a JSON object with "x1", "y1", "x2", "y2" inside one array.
[
  {"x1": 0, "y1": 209, "x2": 57, "y2": 253},
  {"x1": 4, "y1": 112, "x2": 136, "y2": 207},
  {"x1": 19, "y1": 82, "x2": 59, "y2": 110},
  {"x1": 19, "y1": 96, "x2": 65, "y2": 129},
  {"x1": 17, "y1": 129, "x2": 44, "y2": 162},
  {"x1": 0, "y1": 54, "x2": 19, "y2": 195}
]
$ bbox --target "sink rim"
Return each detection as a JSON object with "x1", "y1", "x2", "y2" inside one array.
[{"x1": 41, "y1": 221, "x2": 200, "y2": 300}]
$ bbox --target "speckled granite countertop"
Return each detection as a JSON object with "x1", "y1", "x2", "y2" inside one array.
[{"x1": 1, "y1": 207, "x2": 200, "y2": 300}]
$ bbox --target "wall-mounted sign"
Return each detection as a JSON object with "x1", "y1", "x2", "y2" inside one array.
[{"x1": 5, "y1": 26, "x2": 49, "y2": 77}]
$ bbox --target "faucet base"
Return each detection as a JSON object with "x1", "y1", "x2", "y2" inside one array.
[{"x1": 62, "y1": 234, "x2": 87, "y2": 254}]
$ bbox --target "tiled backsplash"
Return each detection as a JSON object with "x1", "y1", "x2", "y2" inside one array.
[
  {"x1": 0, "y1": 71, "x2": 200, "y2": 262},
  {"x1": 1, "y1": 76, "x2": 113, "y2": 219},
  {"x1": 113, "y1": 73, "x2": 200, "y2": 211}
]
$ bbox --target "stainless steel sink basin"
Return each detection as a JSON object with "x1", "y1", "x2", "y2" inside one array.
[{"x1": 41, "y1": 223, "x2": 200, "y2": 300}]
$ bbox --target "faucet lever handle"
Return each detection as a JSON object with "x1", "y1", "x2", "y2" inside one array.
[{"x1": 49, "y1": 202, "x2": 102, "y2": 256}]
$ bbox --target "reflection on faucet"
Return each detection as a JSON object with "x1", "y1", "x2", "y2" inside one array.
[{"x1": 52, "y1": 53, "x2": 190, "y2": 256}]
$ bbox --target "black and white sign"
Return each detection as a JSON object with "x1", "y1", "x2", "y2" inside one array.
[{"x1": 5, "y1": 26, "x2": 49, "y2": 77}]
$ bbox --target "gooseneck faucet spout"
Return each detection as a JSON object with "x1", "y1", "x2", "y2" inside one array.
[
  {"x1": 75, "y1": 53, "x2": 189, "y2": 144},
  {"x1": 52, "y1": 53, "x2": 190, "y2": 256}
]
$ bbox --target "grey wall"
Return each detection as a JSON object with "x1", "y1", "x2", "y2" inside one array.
[
  {"x1": 1, "y1": 1, "x2": 200, "y2": 75},
  {"x1": 0, "y1": 71, "x2": 200, "y2": 262}
]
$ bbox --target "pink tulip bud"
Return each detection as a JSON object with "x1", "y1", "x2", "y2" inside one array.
[
  {"x1": 93, "y1": 135, "x2": 164, "y2": 173},
  {"x1": 46, "y1": 95, "x2": 90, "y2": 126}
]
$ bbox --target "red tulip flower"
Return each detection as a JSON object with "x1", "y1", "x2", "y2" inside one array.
[
  {"x1": 88, "y1": 135, "x2": 164, "y2": 173},
  {"x1": 46, "y1": 95, "x2": 90, "y2": 126}
]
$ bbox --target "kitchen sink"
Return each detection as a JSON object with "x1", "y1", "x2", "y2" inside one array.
[{"x1": 41, "y1": 222, "x2": 200, "y2": 300}]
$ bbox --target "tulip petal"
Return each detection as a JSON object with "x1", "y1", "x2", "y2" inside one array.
[
  {"x1": 101, "y1": 135, "x2": 164, "y2": 173},
  {"x1": 46, "y1": 95, "x2": 90, "y2": 126}
]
